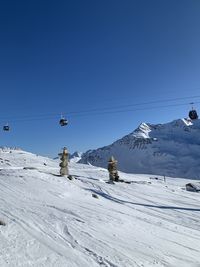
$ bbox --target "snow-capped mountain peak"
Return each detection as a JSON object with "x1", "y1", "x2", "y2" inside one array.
[
  {"x1": 132, "y1": 122, "x2": 151, "y2": 138},
  {"x1": 79, "y1": 118, "x2": 200, "y2": 179}
]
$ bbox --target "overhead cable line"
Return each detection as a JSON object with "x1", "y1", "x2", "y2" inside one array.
[
  {"x1": 65, "y1": 94, "x2": 200, "y2": 115},
  {"x1": 0, "y1": 94, "x2": 200, "y2": 122},
  {"x1": 1, "y1": 94, "x2": 200, "y2": 121},
  {"x1": 0, "y1": 94, "x2": 200, "y2": 124},
  {"x1": 67, "y1": 101, "x2": 200, "y2": 118},
  {"x1": 2, "y1": 100, "x2": 200, "y2": 124}
]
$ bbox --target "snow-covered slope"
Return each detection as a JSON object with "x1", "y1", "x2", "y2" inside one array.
[
  {"x1": 69, "y1": 151, "x2": 83, "y2": 163},
  {"x1": 0, "y1": 147, "x2": 56, "y2": 169},
  {"x1": 0, "y1": 149, "x2": 200, "y2": 266},
  {"x1": 79, "y1": 118, "x2": 200, "y2": 179}
]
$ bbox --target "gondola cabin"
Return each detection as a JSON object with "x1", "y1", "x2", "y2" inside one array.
[
  {"x1": 3, "y1": 125, "x2": 10, "y2": 131},
  {"x1": 59, "y1": 118, "x2": 68, "y2": 126},
  {"x1": 189, "y1": 109, "x2": 198, "y2": 120}
]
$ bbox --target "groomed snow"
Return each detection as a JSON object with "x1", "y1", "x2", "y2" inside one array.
[{"x1": 0, "y1": 149, "x2": 200, "y2": 266}]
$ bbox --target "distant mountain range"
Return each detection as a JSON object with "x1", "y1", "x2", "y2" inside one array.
[{"x1": 79, "y1": 118, "x2": 200, "y2": 179}]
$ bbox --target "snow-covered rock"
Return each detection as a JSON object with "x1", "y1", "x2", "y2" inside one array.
[
  {"x1": 79, "y1": 118, "x2": 200, "y2": 179},
  {"x1": 186, "y1": 182, "x2": 200, "y2": 192}
]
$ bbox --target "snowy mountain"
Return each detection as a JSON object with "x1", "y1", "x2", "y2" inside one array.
[
  {"x1": 79, "y1": 118, "x2": 200, "y2": 179},
  {"x1": 55, "y1": 152, "x2": 83, "y2": 163},
  {"x1": 1, "y1": 148, "x2": 200, "y2": 266},
  {"x1": 69, "y1": 151, "x2": 83, "y2": 163}
]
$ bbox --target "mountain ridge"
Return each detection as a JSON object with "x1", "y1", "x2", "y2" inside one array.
[{"x1": 79, "y1": 118, "x2": 200, "y2": 179}]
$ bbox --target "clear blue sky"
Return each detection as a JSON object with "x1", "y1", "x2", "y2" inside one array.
[{"x1": 0, "y1": 0, "x2": 200, "y2": 157}]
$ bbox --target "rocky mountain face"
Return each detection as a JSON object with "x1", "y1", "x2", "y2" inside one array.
[{"x1": 79, "y1": 118, "x2": 200, "y2": 179}]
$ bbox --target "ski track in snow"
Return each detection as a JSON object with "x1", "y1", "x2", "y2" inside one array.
[{"x1": 0, "y1": 150, "x2": 200, "y2": 266}]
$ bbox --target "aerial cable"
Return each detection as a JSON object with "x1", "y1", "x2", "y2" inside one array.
[
  {"x1": 2, "y1": 100, "x2": 200, "y2": 124},
  {"x1": 67, "y1": 101, "x2": 200, "y2": 118},
  {"x1": 63, "y1": 94, "x2": 200, "y2": 115},
  {"x1": 1, "y1": 94, "x2": 200, "y2": 121},
  {"x1": 1, "y1": 94, "x2": 200, "y2": 123}
]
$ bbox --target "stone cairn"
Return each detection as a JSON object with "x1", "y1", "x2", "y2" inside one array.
[
  {"x1": 59, "y1": 147, "x2": 69, "y2": 176},
  {"x1": 107, "y1": 156, "x2": 119, "y2": 182}
]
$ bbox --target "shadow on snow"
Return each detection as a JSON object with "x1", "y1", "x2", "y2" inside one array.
[{"x1": 86, "y1": 189, "x2": 200, "y2": 212}]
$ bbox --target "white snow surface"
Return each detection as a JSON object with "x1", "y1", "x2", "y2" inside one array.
[
  {"x1": 80, "y1": 118, "x2": 200, "y2": 179},
  {"x1": 0, "y1": 149, "x2": 200, "y2": 266},
  {"x1": 69, "y1": 152, "x2": 83, "y2": 163}
]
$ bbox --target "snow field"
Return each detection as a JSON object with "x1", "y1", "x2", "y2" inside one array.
[{"x1": 0, "y1": 150, "x2": 200, "y2": 266}]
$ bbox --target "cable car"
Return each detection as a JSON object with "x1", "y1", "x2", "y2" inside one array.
[
  {"x1": 59, "y1": 117, "x2": 68, "y2": 126},
  {"x1": 189, "y1": 109, "x2": 198, "y2": 120},
  {"x1": 3, "y1": 124, "x2": 10, "y2": 131},
  {"x1": 188, "y1": 103, "x2": 198, "y2": 120}
]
